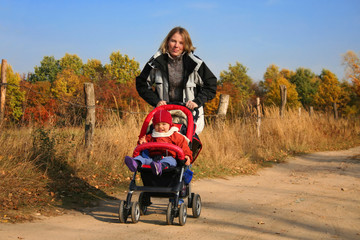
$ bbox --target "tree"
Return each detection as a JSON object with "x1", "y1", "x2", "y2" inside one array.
[
  {"x1": 29, "y1": 56, "x2": 61, "y2": 83},
  {"x1": 342, "y1": 50, "x2": 360, "y2": 97},
  {"x1": 59, "y1": 53, "x2": 83, "y2": 75},
  {"x1": 3, "y1": 64, "x2": 25, "y2": 122},
  {"x1": 339, "y1": 80, "x2": 358, "y2": 116},
  {"x1": 263, "y1": 64, "x2": 281, "y2": 87},
  {"x1": 83, "y1": 59, "x2": 105, "y2": 82},
  {"x1": 22, "y1": 80, "x2": 58, "y2": 124},
  {"x1": 290, "y1": 68, "x2": 320, "y2": 109},
  {"x1": 105, "y1": 51, "x2": 140, "y2": 83},
  {"x1": 262, "y1": 64, "x2": 300, "y2": 107},
  {"x1": 219, "y1": 61, "x2": 254, "y2": 106},
  {"x1": 264, "y1": 76, "x2": 300, "y2": 107},
  {"x1": 51, "y1": 68, "x2": 86, "y2": 101},
  {"x1": 313, "y1": 69, "x2": 343, "y2": 112}
]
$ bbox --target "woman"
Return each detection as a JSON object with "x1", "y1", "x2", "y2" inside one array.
[{"x1": 136, "y1": 26, "x2": 217, "y2": 134}]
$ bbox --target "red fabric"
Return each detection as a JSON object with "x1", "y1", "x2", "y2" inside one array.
[
  {"x1": 142, "y1": 132, "x2": 193, "y2": 162},
  {"x1": 152, "y1": 110, "x2": 172, "y2": 126},
  {"x1": 139, "y1": 105, "x2": 194, "y2": 142}
]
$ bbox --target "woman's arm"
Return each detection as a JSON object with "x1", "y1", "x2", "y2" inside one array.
[
  {"x1": 136, "y1": 63, "x2": 161, "y2": 107},
  {"x1": 192, "y1": 62, "x2": 217, "y2": 107}
]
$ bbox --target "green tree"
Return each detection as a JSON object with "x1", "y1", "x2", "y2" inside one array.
[
  {"x1": 339, "y1": 80, "x2": 358, "y2": 116},
  {"x1": 59, "y1": 53, "x2": 83, "y2": 75},
  {"x1": 289, "y1": 68, "x2": 320, "y2": 109},
  {"x1": 219, "y1": 61, "x2": 254, "y2": 105},
  {"x1": 104, "y1": 51, "x2": 140, "y2": 83},
  {"x1": 29, "y1": 56, "x2": 61, "y2": 83}
]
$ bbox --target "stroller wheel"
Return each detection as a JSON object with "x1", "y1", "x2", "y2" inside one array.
[
  {"x1": 138, "y1": 192, "x2": 148, "y2": 215},
  {"x1": 131, "y1": 201, "x2": 140, "y2": 223},
  {"x1": 166, "y1": 202, "x2": 175, "y2": 225},
  {"x1": 118, "y1": 200, "x2": 128, "y2": 223},
  {"x1": 179, "y1": 202, "x2": 187, "y2": 226},
  {"x1": 192, "y1": 194, "x2": 201, "y2": 218}
]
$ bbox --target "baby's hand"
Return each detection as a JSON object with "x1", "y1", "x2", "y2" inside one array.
[
  {"x1": 139, "y1": 136, "x2": 147, "y2": 144},
  {"x1": 185, "y1": 156, "x2": 191, "y2": 166}
]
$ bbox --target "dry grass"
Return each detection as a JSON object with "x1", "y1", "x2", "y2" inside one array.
[{"x1": 1, "y1": 108, "x2": 359, "y2": 222}]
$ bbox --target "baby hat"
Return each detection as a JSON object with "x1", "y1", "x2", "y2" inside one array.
[{"x1": 153, "y1": 110, "x2": 173, "y2": 126}]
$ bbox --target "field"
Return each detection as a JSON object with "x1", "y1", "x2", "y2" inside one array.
[{"x1": 1, "y1": 108, "x2": 359, "y2": 222}]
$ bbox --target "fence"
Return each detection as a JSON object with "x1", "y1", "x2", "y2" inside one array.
[{"x1": 0, "y1": 59, "x2": 342, "y2": 148}]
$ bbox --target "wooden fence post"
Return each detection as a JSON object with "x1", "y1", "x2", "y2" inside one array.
[
  {"x1": 217, "y1": 94, "x2": 230, "y2": 120},
  {"x1": 309, "y1": 106, "x2": 314, "y2": 117},
  {"x1": 333, "y1": 102, "x2": 338, "y2": 120},
  {"x1": 256, "y1": 97, "x2": 261, "y2": 138},
  {"x1": 0, "y1": 59, "x2": 7, "y2": 124},
  {"x1": 279, "y1": 85, "x2": 287, "y2": 117},
  {"x1": 84, "y1": 83, "x2": 96, "y2": 148}
]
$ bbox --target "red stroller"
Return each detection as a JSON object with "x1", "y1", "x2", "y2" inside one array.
[{"x1": 118, "y1": 104, "x2": 202, "y2": 226}]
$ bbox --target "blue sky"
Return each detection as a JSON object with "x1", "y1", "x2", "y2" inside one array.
[{"x1": 1, "y1": 0, "x2": 359, "y2": 82}]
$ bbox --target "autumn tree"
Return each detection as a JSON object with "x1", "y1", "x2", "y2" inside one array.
[
  {"x1": 289, "y1": 68, "x2": 320, "y2": 109},
  {"x1": 29, "y1": 56, "x2": 61, "y2": 83},
  {"x1": 2, "y1": 64, "x2": 25, "y2": 122},
  {"x1": 343, "y1": 50, "x2": 360, "y2": 97},
  {"x1": 22, "y1": 80, "x2": 58, "y2": 124},
  {"x1": 105, "y1": 51, "x2": 140, "y2": 83},
  {"x1": 83, "y1": 59, "x2": 105, "y2": 82},
  {"x1": 51, "y1": 69, "x2": 87, "y2": 124},
  {"x1": 313, "y1": 69, "x2": 347, "y2": 113},
  {"x1": 262, "y1": 64, "x2": 300, "y2": 107}
]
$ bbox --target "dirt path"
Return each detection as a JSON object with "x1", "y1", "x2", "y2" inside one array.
[{"x1": 1, "y1": 147, "x2": 360, "y2": 240}]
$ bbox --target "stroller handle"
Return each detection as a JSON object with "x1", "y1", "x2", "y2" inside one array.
[{"x1": 133, "y1": 142, "x2": 185, "y2": 161}]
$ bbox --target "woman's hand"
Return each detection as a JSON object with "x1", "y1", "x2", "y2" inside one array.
[
  {"x1": 156, "y1": 100, "x2": 167, "y2": 107},
  {"x1": 185, "y1": 156, "x2": 191, "y2": 166},
  {"x1": 186, "y1": 100, "x2": 198, "y2": 110}
]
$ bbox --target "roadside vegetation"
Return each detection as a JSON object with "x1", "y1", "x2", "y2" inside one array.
[{"x1": 1, "y1": 109, "x2": 359, "y2": 223}]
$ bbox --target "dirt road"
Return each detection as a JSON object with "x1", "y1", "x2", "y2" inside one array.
[{"x1": 1, "y1": 147, "x2": 360, "y2": 240}]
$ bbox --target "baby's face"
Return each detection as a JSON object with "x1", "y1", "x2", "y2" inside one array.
[{"x1": 154, "y1": 122, "x2": 170, "y2": 133}]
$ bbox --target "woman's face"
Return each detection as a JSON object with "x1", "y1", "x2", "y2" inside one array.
[{"x1": 167, "y1": 32, "x2": 184, "y2": 58}]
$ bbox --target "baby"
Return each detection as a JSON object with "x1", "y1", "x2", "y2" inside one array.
[{"x1": 124, "y1": 110, "x2": 192, "y2": 175}]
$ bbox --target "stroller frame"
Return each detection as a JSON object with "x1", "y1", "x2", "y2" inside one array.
[{"x1": 118, "y1": 104, "x2": 202, "y2": 226}]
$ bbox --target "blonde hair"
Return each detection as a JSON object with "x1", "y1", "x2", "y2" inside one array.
[{"x1": 159, "y1": 26, "x2": 196, "y2": 54}]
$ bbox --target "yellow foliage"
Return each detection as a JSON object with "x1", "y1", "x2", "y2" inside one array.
[
  {"x1": 51, "y1": 69, "x2": 86, "y2": 100},
  {"x1": 265, "y1": 76, "x2": 300, "y2": 107}
]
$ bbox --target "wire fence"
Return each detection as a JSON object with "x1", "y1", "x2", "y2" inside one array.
[
  {"x1": 1, "y1": 82, "x2": 149, "y2": 115},
  {"x1": 1, "y1": 82, "x2": 321, "y2": 124}
]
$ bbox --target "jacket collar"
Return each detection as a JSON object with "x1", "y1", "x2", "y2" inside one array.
[{"x1": 151, "y1": 51, "x2": 198, "y2": 74}]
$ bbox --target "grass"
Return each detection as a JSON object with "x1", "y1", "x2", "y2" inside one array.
[{"x1": 1, "y1": 107, "x2": 359, "y2": 222}]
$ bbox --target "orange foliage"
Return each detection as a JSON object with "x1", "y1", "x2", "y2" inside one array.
[{"x1": 21, "y1": 81, "x2": 58, "y2": 124}]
